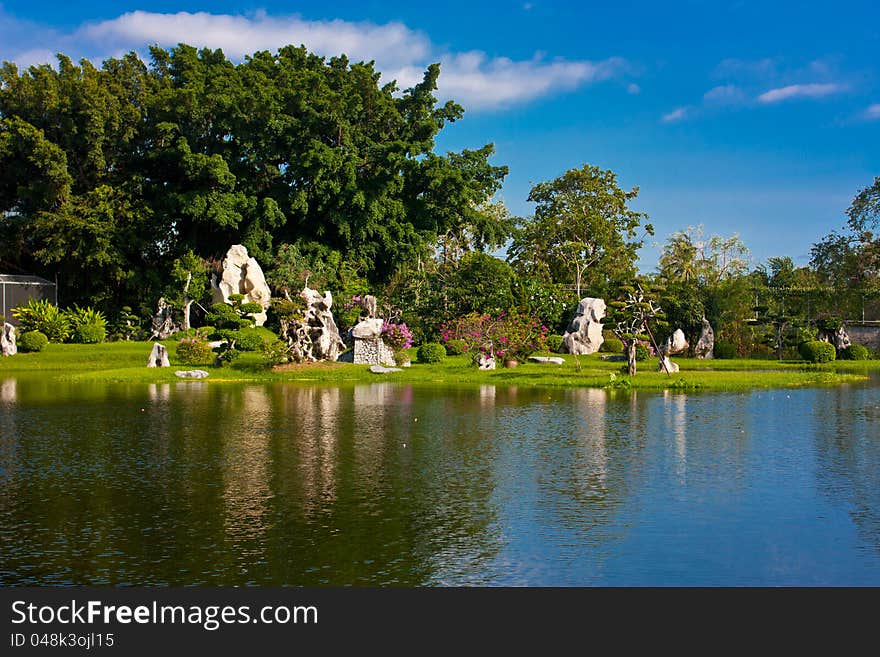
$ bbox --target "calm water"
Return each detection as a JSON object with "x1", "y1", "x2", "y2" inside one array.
[{"x1": 1, "y1": 377, "x2": 879, "y2": 586}]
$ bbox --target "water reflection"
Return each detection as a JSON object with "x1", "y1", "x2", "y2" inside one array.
[{"x1": 0, "y1": 379, "x2": 878, "y2": 585}]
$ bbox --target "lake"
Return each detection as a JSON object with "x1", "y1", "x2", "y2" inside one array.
[{"x1": 1, "y1": 377, "x2": 879, "y2": 585}]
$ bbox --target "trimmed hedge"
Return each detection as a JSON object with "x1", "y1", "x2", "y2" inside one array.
[
  {"x1": 417, "y1": 342, "x2": 446, "y2": 364},
  {"x1": 18, "y1": 330, "x2": 49, "y2": 352},
  {"x1": 634, "y1": 343, "x2": 651, "y2": 362},
  {"x1": 798, "y1": 340, "x2": 836, "y2": 363},
  {"x1": 601, "y1": 337, "x2": 624, "y2": 354},
  {"x1": 839, "y1": 344, "x2": 869, "y2": 361},
  {"x1": 176, "y1": 338, "x2": 213, "y2": 364},
  {"x1": 72, "y1": 323, "x2": 107, "y2": 344}
]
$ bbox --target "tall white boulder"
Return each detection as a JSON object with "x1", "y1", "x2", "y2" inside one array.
[
  {"x1": 211, "y1": 244, "x2": 272, "y2": 326},
  {"x1": 561, "y1": 297, "x2": 606, "y2": 355},
  {"x1": 1, "y1": 323, "x2": 16, "y2": 356}
]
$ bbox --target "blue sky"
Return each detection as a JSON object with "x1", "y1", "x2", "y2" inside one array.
[{"x1": 1, "y1": 1, "x2": 878, "y2": 271}]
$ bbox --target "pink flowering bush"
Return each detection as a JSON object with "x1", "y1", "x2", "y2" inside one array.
[
  {"x1": 441, "y1": 311, "x2": 548, "y2": 363},
  {"x1": 382, "y1": 321, "x2": 413, "y2": 357}
]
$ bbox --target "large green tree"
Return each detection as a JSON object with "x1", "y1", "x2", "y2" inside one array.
[
  {"x1": 508, "y1": 164, "x2": 652, "y2": 298},
  {"x1": 0, "y1": 45, "x2": 507, "y2": 312}
]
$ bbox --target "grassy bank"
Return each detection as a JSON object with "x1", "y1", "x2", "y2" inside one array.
[{"x1": 0, "y1": 341, "x2": 874, "y2": 390}]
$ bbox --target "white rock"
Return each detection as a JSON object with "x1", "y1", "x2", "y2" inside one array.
[
  {"x1": 694, "y1": 318, "x2": 714, "y2": 359},
  {"x1": 175, "y1": 370, "x2": 210, "y2": 379},
  {"x1": 284, "y1": 286, "x2": 346, "y2": 362},
  {"x1": 528, "y1": 356, "x2": 564, "y2": 364},
  {"x1": 478, "y1": 354, "x2": 496, "y2": 370},
  {"x1": 370, "y1": 365, "x2": 402, "y2": 374},
  {"x1": 1, "y1": 323, "x2": 16, "y2": 356},
  {"x1": 663, "y1": 329, "x2": 688, "y2": 355},
  {"x1": 147, "y1": 343, "x2": 170, "y2": 368},
  {"x1": 561, "y1": 298, "x2": 606, "y2": 355},
  {"x1": 658, "y1": 356, "x2": 680, "y2": 373},
  {"x1": 351, "y1": 318, "x2": 384, "y2": 340},
  {"x1": 211, "y1": 244, "x2": 272, "y2": 326}
]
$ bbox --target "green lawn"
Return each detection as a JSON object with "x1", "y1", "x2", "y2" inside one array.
[{"x1": 0, "y1": 341, "x2": 874, "y2": 390}]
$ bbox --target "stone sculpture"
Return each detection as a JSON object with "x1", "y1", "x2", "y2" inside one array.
[
  {"x1": 478, "y1": 354, "x2": 496, "y2": 370},
  {"x1": 351, "y1": 317, "x2": 395, "y2": 365},
  {"x1": 175, "y1": 370, "x2": 209, "y2": 379},
  {"x1": 211, "y1": 244, "x2": 272, "y2": 326},
  {"x1": 1, "y1": 323, "x2": 16, "y2": 356},
  {"x1": 658, "y1": 355, "x2": 680, "y2": 373},
  {"x1": 561, "y1": 297, "x2": 606, "y2": 355},
  {"x1": 361, "y1": 295, "x2": 378, "y2": 319},
  {"x1": 694, "y1": 318, "x2": 714, "y2": 359},
  {"x1": 149, "y1": 297, "x2": 179, "y2": 340},
  {"x1": 663, "y1": 329, "x2": 688, "y2": 356},
  {"x1": 285, "y1": 287, "x2": 346, "y2": 362},
  {"x1": 147, "y1": 343, "x2": 170, "y2": 368}
]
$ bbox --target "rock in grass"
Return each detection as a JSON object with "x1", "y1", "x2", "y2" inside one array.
[
  {"x1": 658, "y1": 356, "x2": 680, "y2": 373},
  {"x1": 694, "y1": 318, "x2": 714, "y2": 359},
  {"x1": 147, "y1": 343, "x2": 170, "y2": 368},
  {"x1": 561, "y1": 297, "x2": 606, "y2": 355},
  {"x1": 478, "y1": 354, "x2": 496, "y2": 370},
  {"x1": 175, "y1": 370, "x2": 209, "y2": 379},
  {"x1": 1, "y1": 323, "x2": 16, "y2": 356},
  {"x1": 370, "y1": 365, "x2": 402, "y2": 374},
  {"x1": 528, "y1": 356, "x2": 564, "y2": 365}
]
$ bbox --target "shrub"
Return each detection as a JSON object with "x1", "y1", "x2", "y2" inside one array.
[
  {"x1": 230, "y1": 328, "x2": 270, "y2": 351},
  {"x1": 417, "y1": 342, "x2": 446, "y2": 364},
  {"x1": 839, "y1": 344, "x2": 869, "y2": 361},
  {"x1": 18, "y1": 330, "x2": 49, "y2": 352},
  {"x1": 713, "y1": 341, "x2": 737, "y2": 359},
  {"x1": 546, "y1": 334, "x2": 565, "y2": 353},
  {"x1": 72, "y1": 323, "x2": 107, "y2": 344},
  {"x1": 634, "y1": 342, "x2": 651, "y2": 362},
  {"x1": 176, "y1": 338, "x2": 213, "y2": 364},
  {"x1": 261, "y1": 339, "x2": 291, "y2": 366},
  {"x1": 798, "y1": 340, "x2": 836, "y2": 363},
  {"x1": 65, "y1": 305, "x2": 107, "y2": 343},
  {"x1": 12, "y1": 299, "x2": 70, "y2": 342},
  {"x1": 170, "y1": 327, "x2": 214, "y2": 341},
  {"x1": 600, "y1": 337, "x2": 624, "y2": 353},
  {"x1": 444, "y1": 339, "x2": 466, "y2": 356}
]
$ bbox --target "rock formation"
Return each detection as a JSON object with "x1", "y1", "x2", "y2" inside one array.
[
  {"x1": 694, "y1": 318, "x2": 714, "y2": 359},
  {"x1": 1, "y1": 323, "x2": 16, "y2": 356},
  {"x1": 361, "y1": 294, "x2": 378, "y2": 319},
  {"x1": 561, "y1": 297, "x2": 606, "y2": 355},
  {"x1": 211, "y1": 244, "x2": 272, "y2": 326},
  {"x1": 149, "y1": 297, "x2": 180, "y2": 340},
  {"x1": 351, "y1": 318, "x2": 395, "y2": 365},
  {"x1": 528, "y1": 356, "x2": 565, "y2": 365},
  {"x1": 285, "y1": 287, "x2": 346, "y2": 362},
  {"x1": 819, "y1": 325, "x2": 852, "y2": 351},
  {"x1": 147, "y1": 343, "x2": 170, "y2": 368},
  {"x1": 478, "y1": 354, "x2": 496, "y2": 370},
  {"x1": 663, "y1": 329, "x2": 688, "y2": 356},
  {"x1": 658, "y1": 355, "x2": 680, "y2": 373},
  {"x1": 175, "y1": 370, "x2": 210, "y2": 379}
]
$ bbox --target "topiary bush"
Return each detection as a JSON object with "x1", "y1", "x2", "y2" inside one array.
[
  {"x1": 417, "y1": 342, "x2": 446, "y2": 364},
  {"x1": 713, "y1": 341, "x2": 737, "y2": 359},
  {"x1": 176, "y1": 338, "x2": 213, "y2": 364},
  {"x1": 634, "y1": 342, "x2": 651, "y2": 362},
  {"x1": 546, "y1": 334, "x2": 564, "y2": 353},
  {"x1": 170, "y1": 327, "x2": 213, "y2": 341},
  {"x1": 839, "y1": 344, "x2": 869, "y2": 361},
  {"x1": 230, "y1": 328, "x2": 269, "y2": 351},
  {"x1": 798, "y1": 340, "x2": 837, "y2": 363},
  {"x1": 444, "y1": 339, "x2": 466, "y2": 356},
  {"x1": 72, "y1": 323, "x2": 107, "y2": 344},
  {"x1": 600, "y1": 337, "x2": 624, "y2": 353},
  {"x1": 18, "y1": 330, "x2": 49, "y2": 352}
]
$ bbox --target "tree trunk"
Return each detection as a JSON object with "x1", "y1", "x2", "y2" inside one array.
[
  {"x1": 627, "y1": 342, "x2": 637, "y2": 376},
  {"x1": 182, "y1": 271, "x2": 192, "y2": 331}
]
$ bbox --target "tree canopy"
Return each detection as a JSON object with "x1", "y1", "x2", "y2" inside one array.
[{"x1": 0, "y1": 45, "x2": 507, "y2": 311}]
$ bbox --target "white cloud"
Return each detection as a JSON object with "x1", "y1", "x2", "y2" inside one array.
[
  {"x1": 865, "y1": 104, "x2": 880, "y2": 120},
  {"x1": 662, "y1": 107, "x2": 689, "y2": 123},
  {"x1": 702, "y1": 84, "x2": 745, "y2": 106},
  {"x1": 757, "y1": 83, "x2": 845, "y2": 103},
  {"x1": 627, "y1": 82, "x2": 641, "y2": 95},
  {"x1": 2, "y1": 10, "x2": 631, "y2": 112}
]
